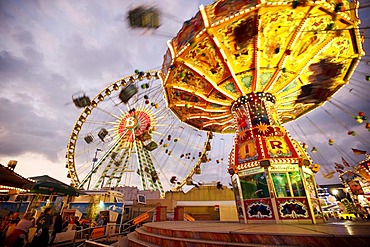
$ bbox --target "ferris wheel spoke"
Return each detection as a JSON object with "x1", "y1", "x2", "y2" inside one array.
[
  {"x1": 105, "y1": 94, "x2": 123, "y2": 109},
  {"x1": 94, "y1": 106, "x2": 122, "y2": 120},
  {"x1": 84, "y1": 120, "x2": 117, "y2": 126}
]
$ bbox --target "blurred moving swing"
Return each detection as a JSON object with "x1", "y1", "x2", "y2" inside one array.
[
  {"x1": 128, "y1": 6, "x2": 160, "y2": 29},
  {"x1": 72, "y1": 92, "x2": 91, "y2": 108}
]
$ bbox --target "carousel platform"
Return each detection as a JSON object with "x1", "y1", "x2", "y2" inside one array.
[{"x1": 127, "y1": 220, "x2": 370, "y2": 247}]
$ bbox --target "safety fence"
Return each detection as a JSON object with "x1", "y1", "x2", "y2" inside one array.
[{"x1": 72, "y1": 207, "x2": 156, "y2": 247}]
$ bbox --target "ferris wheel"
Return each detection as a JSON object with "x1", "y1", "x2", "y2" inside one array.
[{"x1": 65, "y1": 70, "x2": 231, "y2": 196}]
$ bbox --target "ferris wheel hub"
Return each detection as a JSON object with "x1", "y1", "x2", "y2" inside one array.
[{"x1": 118, "y1": 110, "x2": 152, "y2": 142}]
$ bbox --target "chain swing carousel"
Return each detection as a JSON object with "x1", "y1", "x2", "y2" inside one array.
[{"x1": 160, "y1": 0, "x2": 364, "y2": 224}]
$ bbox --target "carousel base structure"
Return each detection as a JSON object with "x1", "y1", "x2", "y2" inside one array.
[{"x1": 127, "y1": 221, "x2": 370, "y2": 247}]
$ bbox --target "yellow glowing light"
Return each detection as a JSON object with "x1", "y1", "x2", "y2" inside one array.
[
  {"x1": 238, "y1": 129, "x2": 248, "y2": 139},
  {"x1": 256, "y1": 123, "x2": 269, "y2": 134}
]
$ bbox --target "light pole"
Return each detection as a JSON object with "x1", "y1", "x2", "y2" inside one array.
[
  {"x1": 332, "y1": 189, "x2": 340, "y2": 201},
  {"x1": 87, "y1": 148, "x2": 102, "y2": 190},
  {"x1": 331, "y1": 187, "x2": 348, "y2": 201}
]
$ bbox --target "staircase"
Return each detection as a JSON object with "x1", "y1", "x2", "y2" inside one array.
[{"x1": 127, "y1": 221, "x2": 370, "y2": 247}]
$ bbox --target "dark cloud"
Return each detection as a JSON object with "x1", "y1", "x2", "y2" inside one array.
[
  {"x1": 13, "y1": 30, "x2": 35, "y2": 45},
  {"x1": 0, "y1": 98, "x2": 60, "y2": 161},
  {"x1": 0, "y1": 50, "x2": 30, "y2": 78}
]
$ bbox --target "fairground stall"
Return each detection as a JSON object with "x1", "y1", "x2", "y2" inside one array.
[{"x1": 339, "y1": 153, "x2": 370, "y2": 215}]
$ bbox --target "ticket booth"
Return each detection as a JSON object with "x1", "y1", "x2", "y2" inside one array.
[
  {"x1": 100, "y1": 210, "x2": 118, "y2": 235},
  {"x1": 232, "y1": 162, "x2": 323, "y2": 224}
]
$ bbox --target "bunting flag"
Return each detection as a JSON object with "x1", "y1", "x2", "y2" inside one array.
[
  {"x1": 341, "y1": 157, "x2": 350, "y2": 167},
  {"x1": 334, "y1": 162, "x2": 344, "y2": 170},
  {"x1": 351, "y1": 148, "x2": 367, "y2": 155},
  {"x1": 335, "y1": 168, "x2": 344, "y2": 174}
]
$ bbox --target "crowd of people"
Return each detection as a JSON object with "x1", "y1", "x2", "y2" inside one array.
[
  {"x1": 0, "y1": 211, "x2": 35, "y2": 247},
  {"x1": 0, "y1": 208, "x2": 107, "y2": 247}
]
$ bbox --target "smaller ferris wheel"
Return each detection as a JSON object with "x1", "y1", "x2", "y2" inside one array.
[{"x1": 66, "y1": 70, "x2": 230, "y2": 196}]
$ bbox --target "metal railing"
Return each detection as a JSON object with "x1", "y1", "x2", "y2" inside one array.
[
  {"x1": 72, "y1": 222, "x2": 136, "y2": 247},
  {"x1": 73, "y1": 208, "x2": 156, "y2": 247}
]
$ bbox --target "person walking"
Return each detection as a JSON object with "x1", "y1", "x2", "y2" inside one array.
[
  {"x1": 49, "y1": 214, "x2": 63, "y2": 245},
  {"x1": 31, "y1": 208, "x2": 53, "y2": 247}
]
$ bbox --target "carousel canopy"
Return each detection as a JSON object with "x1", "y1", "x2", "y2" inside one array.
[
  {"x1": 0, "y1": 163, "x2": 34, "y2": 189},
  {"x1": 24, "y1": 175, "x2": 86, "y2": 196},
  {"x1": 160, "y1": 0, "x2": 364, "y2": 133}
]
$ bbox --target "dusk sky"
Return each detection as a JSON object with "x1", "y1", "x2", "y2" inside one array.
[{"x1": 0, "y1": 0, "x2": 369, "y2": 190}]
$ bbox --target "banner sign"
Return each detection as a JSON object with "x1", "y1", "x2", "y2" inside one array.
[
  {"x1": 133, "y1": 212, "x2": 149, "y2": 225},
  {"x1": 90, "y1": 226, "x2": 105, "y2": 239}
]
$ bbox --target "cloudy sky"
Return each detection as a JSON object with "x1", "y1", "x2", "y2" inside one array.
[{"x1": 0, "y1": 0, "x2": 369, "y2": 188}]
